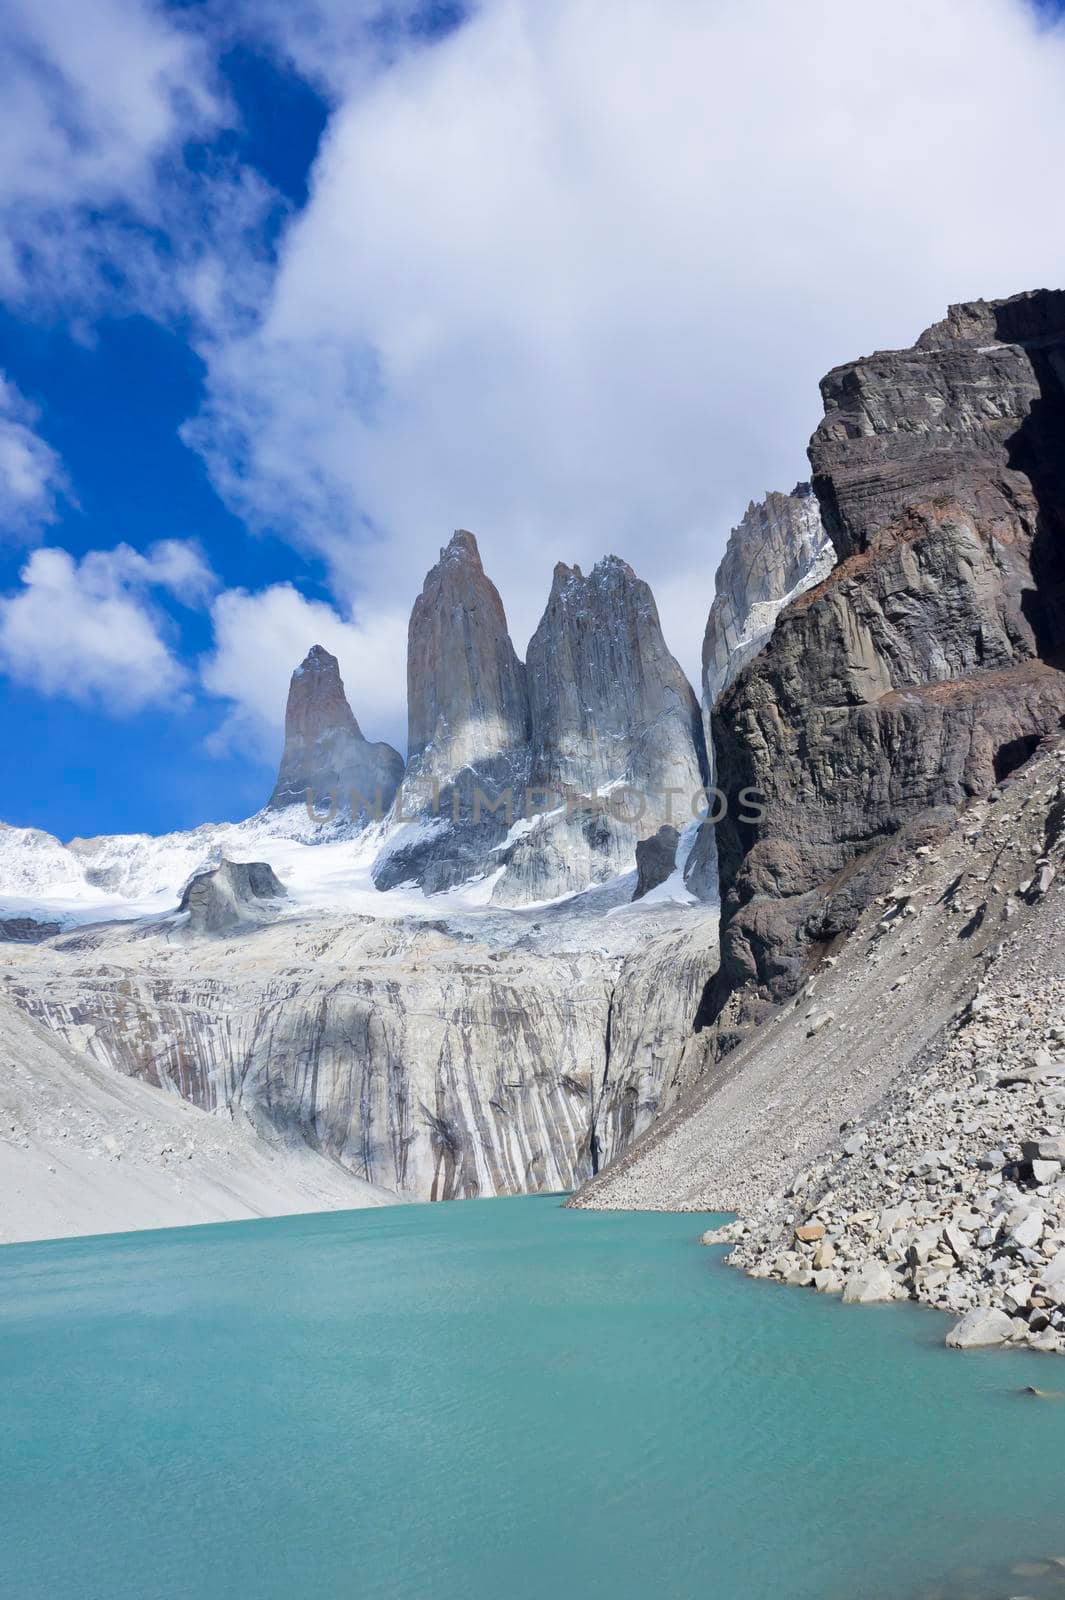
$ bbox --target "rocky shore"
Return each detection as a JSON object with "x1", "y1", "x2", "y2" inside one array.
[{"x1": 713, "y1": 754, "x2": 1065, "y2": 1353}]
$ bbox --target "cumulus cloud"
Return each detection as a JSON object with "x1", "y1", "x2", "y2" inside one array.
[
  {"x1": 0, "y1": 0, "x2": 277, "y2": 330},
  {"x1": 0, "y1": 374, "x2": 69, "y2": 539},
  {"x1": 200, "y1": 582, "x2": 408, "y2": 758},
  {"x1": 188, "y1": 0, "x2": 1065, "y2": 685},
  {"x1": 0, "y1": 540, "x2": 214, "y2": 713}
]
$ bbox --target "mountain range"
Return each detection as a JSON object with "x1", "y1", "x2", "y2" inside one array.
[{"x1": 4, "y1": 287, "x2": 1064, "y2": 1326}]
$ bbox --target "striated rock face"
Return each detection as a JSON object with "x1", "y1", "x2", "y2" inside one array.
[
  {"x1": 7, "y1": 919, "x2": 610, "y2": 1200},
  {"x1": 708, "y1": 289, "x2": 1065, "y2": 1022},
  {"x1": 269, "y1": 645, "x2": 404, "y2": 817},
  {"x1": 492, "y1": 557, "x2": 708, "y2": 904},
  {"x1": 178, "y1": 859, "x2": 286, "y2": 935},
  {"x1": 374, "y1": 532, "x2": 530, "y2": 893},
  {"x1": 701, "y1": 484, "x2": 834, "y2": 709}
]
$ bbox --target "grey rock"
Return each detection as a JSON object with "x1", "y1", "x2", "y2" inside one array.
[
  {"x1": 945, "y1": 1307, "x2": 1018, "y2": 1348},
  {"x1": 178, "y1": 859, "x2": 287, "y2": 936},
  {"x1": 702, "y1": 482, "x2": 834, "y2": 709},
  {"x1": 1041, "y1": 1249, "x2": 1065, "y2": 1292},
  {"x1": 406, "y1": 530, "x2": 529, "y2": 782},
  {"x1": 1008, "y1": 1210, "x2": 1045, "y2": 1251},
  {"x1": 1023, "y1": 1136, "x2": 1065, "y2": 1162},
  {"x1": 269, "y1": 645, "x2": 404, "y2": 818},
  {"x1": 841, "y1": 1261, "x2": 898, "y2": 1303},
  {"x1": 375, "y1": 531, "x2": 530, "y2": 893},
  {"x1": 493, "y1": 556, "x2": 708, "y2": 905}
]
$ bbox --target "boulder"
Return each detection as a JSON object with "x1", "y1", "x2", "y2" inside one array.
[
  {"x1": 1023, "y1": 1137, "x2": 1065, "y2": 1163},
  {"x1": 841, "y1": 1262, "x2": 898, "y2": 1304},
  {"x1": 945, "y1": 1307, "x2": 1018, "y2": 1348},
  {"x1": 178, "y1": 859, "x2": 286, "y2": 936}
]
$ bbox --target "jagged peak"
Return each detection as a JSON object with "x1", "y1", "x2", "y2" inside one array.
[
  {"x1": 293, "y1": 642, "x2": 340, "y2": 678},
  {"x1": 549, "y1": 554, "x2": 641, "y2": 601},
  {"x1": 438, "y1": 528, "x2": 483, "y2": 569}
]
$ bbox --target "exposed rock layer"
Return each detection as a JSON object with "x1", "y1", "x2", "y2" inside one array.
[
  {"x1": 6, "y1": 900, "x2": 718, "y2": 1205},
  {"x1": 709, "y1": 290, "x2": 1065, "y2": 1024},
  {"x1": 0, "y1": 990, "x2": 396, "y2": 1245}
]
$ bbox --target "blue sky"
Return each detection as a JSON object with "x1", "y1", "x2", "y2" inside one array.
[{"x1": 2, "y1": 0, "x2": 1065, "y2": 841}]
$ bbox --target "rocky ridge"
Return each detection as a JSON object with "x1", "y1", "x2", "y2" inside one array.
[
  {"x1": 708, "y1": 289, "x2": 1065, "y2": 1029},
  {"x1": 375, "y1": 533, "x2": 710, "y2": 906}
]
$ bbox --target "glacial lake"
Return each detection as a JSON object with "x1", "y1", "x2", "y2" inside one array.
[{"x1": 3, "y1": 1196, "x2": 1065, "y2": 1600}]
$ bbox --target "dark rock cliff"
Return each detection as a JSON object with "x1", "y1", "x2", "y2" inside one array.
[{"x1": 705, "y1": 289, "x2": 1065, "y2": 1028}]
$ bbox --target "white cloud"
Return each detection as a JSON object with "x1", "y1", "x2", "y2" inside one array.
[
  {"x1": 0, "y1": 0, "x2": 278, "y2": 330},
  {"x1": 201, "y1": 582, "x2": 408, "y2": 758},
  {"x1": 189, "y1": 0, "x2": 1065, "y2": 687},
  {"x1": 0, "y1": 374, "x2": 69, "y2": 539},
  {"x1": 0, "y1": 540, "x2": 213, "y2": 713}
]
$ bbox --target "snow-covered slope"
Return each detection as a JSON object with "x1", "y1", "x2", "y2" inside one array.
[{"x1": 0, "y1": 800, "x2": 702, "y2": 936}]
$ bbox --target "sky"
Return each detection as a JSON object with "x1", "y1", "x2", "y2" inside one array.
[{"x1": 2, "y1": 0, "x2": 1065, "y2": 840}]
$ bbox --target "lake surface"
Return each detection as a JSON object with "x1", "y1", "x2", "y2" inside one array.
[{"x1": 2, "y1": 1196, "x2": 1065, "y2": 1600}]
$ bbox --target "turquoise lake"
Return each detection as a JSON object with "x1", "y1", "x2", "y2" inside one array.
[{"x1": 2, "y1": 1195, "x2": 1065, "y2": 1600}]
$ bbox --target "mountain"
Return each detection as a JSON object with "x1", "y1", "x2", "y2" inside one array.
[
  {"x1": 706, "y1": 288, "x2": 1065, "y2": 1028},
  {"x1": 572, "y1": 289, "x2": 1065, "y2": 1354},
  {"x1": 374, "y1": 530, "x2": 531, "y2": 894},
  {"x1": 11, "y1": 287, "x2": 1065, "y2": 1274},
  {"x1": 493, "y1": 556, "x2": 708, "y2": 904},
  {"x1": 376, "y1": 532, "x2": 710, "y2": 906},
  {"x1": 701, "y1": 484, "x2": 834, "y2": 709},
  {"x1": 269, "y1": 644, "x2": 404, "y2": 817}
]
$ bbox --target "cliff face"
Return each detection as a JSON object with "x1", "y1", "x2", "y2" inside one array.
[
  {"x1": 709, "y1": 289, "x2": 1065, "y2": 1023},
  {"x1": 405, "y1": 530, "x2": 530, "y2": 778},
  {"x1": 492, "y1": 557, "x2": 708, "y2": 904},
  {"x1": 376, "y1": 537, "x2": 710, "y2": 905},
  {"x1": 269, "y1": 645, "x2": 404, "y2": 816},
  {"x1": 701, "y1": 485, "x2": 834, "y2": 709},
  {"x1": 374, "y1": 531, "x2": 531, "y2": 894},
  {"x1": 5, "y1": 905, "x2": 718, "y2": 1203}
]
